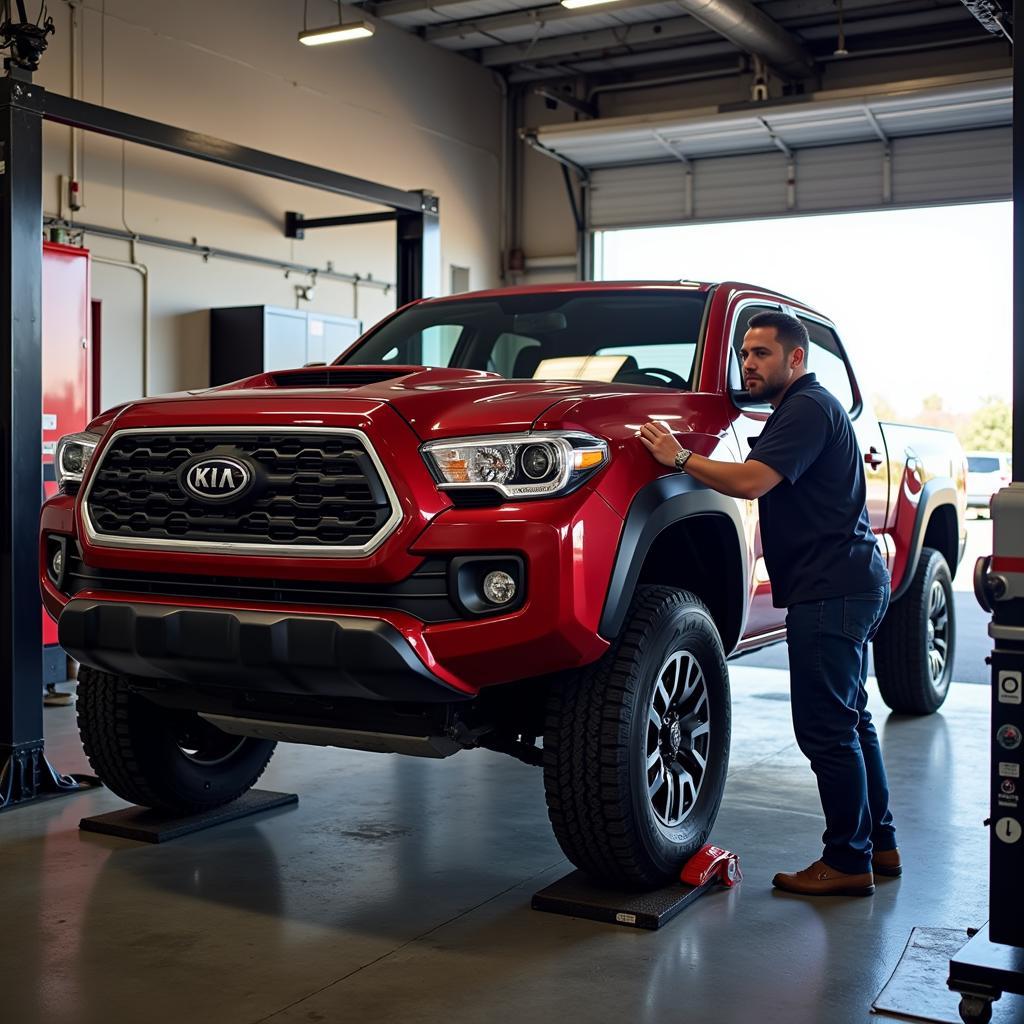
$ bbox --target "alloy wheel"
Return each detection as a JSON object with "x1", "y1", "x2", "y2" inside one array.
[{"x1": 646, "y1": 650, "x2": 711, "y2": 827}]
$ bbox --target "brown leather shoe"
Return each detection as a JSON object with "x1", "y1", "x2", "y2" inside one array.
[
  {"x1": 772, "y1": 860, "x2": 875, "y2": 897},
  {"x1": 872, "y1": 848, "x2": 902, "y2": 877}
]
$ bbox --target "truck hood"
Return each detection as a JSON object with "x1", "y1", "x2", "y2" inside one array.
[{"x1": 98, "y1": 365, "x2": 678, "y2": 441}]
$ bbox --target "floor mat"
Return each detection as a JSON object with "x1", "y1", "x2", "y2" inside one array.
[{"x1": 872, "y1": 927, "x2": 1022, "y2": 1024}]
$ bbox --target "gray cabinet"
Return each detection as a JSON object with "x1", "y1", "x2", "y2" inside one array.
[{"x1": 209, "y1": 305, "x2": 363, "y2": 385}]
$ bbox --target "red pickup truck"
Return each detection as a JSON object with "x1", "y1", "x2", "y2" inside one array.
[{"x1": 41, "y1": 281, "x2": 966, "y2": 886}]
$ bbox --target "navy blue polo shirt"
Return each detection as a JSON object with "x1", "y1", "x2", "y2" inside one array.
[{"x1": 746, "y1": 373, "x2": 888, "y2": 608}]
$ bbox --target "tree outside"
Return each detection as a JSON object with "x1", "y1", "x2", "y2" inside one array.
[
  {"x1": 871, "y1": 393, "x2": 1011, "y2": 455},
  {"x1": 963, "y1": 397, "x2": 1012, "y2": 453}
]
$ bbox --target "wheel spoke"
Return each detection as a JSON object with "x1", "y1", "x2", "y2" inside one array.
[
  {"x1": 664, "y1": 767, "x2": 677, "y2": 818},
  {"x1": 655, "y1": 680, "x2": 671, "y2": 715},
  {"x1": 680, "y1": 656, "x2": 698, "y2": 702},
  {"x1": 647, "y1": 748, "x2": 662, "y2": 771},
  {"x1": 649, "y1": 766, "x2": 666, "y2": 799},
  {"x1": 649, "y1": 705, "x2": 663, "y2": 731},
  {"x1": 690, "y1": 720, "x2": 710, "y2": 741},
  {"x1": 666, "y1": 655, "x2": 683, "y2": 704}
]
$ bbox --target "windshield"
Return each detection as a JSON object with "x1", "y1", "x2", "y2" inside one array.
[{"x1": 336, "y1": 289, "x2": 708, "y2": 389}]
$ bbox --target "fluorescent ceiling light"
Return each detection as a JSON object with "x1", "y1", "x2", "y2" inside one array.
[
  {"x1": 560, "y1": 0, "x2": 622, "y2": 8},
  {"x1": 299, "y1": 21, "x2": 375, "y2": 45}
]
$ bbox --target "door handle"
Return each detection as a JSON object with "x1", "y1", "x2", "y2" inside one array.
[{"x1": 864, "y1": 447, "x2": 884, "y2": 468}]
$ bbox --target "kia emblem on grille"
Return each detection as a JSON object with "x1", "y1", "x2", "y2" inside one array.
[{"x1": 182, "y1": 456, "x2": 254, "y2": 503}]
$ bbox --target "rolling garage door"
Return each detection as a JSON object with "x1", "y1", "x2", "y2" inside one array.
[{"x1": 532, "y1": 72, "x2": 1011, "y2": 230}]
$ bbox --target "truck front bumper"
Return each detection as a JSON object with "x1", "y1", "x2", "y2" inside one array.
[{"x1": 59, "y1": 598, "x2": 468, "y2": 703}]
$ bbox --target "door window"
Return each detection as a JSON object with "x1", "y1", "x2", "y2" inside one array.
[{"x1": 798, "y1": 318, "x2": 856, "y2": 413}]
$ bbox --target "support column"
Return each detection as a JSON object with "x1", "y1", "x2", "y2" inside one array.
[
  {"x1": 0, "y1": 75, "x2": 74, "y2": 807},
  {"x1": 396, "y1": 193, "x2": 440, "y2": 306}
]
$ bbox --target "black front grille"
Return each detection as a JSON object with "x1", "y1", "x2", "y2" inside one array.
[
  {"x1": 63, "y1": 550, "x2": 460, "y2": 623},
  {"x1": 86, "y1": 431, "x2": 395, "y2": 549}
]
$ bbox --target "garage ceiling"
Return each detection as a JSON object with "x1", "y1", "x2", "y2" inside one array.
[{"x1": 351, "y1": 0, "x2": 1010, "y2": 84}]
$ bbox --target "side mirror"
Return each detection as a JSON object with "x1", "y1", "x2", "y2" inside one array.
[{"x1": 729, "y1": 388, "x2": 764, "y2": 409}]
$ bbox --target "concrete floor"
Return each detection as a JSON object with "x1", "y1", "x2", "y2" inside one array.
[{"x1": 3, "y1": 667, "x2": 1021, "y2": 1024}]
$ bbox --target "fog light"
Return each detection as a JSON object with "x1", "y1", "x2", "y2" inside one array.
[
  {"x1": 52, "y1": 547, "x2": 63, "y2": 579},
  {"x1": 483, "y1": 570, "x2": 516, "y2": 605}
]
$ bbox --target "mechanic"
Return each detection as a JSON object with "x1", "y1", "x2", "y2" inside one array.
[{"x1": 639, "y1": 310, "x2": 898, "y2": 897}]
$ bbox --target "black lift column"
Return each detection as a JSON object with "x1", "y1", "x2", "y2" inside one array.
[{"x1": 0, "y1": 71, "x2": 56, "y2": 806}]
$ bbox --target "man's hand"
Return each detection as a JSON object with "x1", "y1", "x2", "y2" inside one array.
[
  {"x1": 637, "y1": 419, "x2": 784, "y2": 498},
  {"x1": 639, "y1": 421, "x2": 682, "y2": 467}
]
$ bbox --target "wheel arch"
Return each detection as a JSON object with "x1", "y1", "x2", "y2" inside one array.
[
  {"x1": 891, "y1": 479, "x2": 960, "y2": 601},
  {"x1": 599, "y1": 477, "x2": 749, "y2": 654}
]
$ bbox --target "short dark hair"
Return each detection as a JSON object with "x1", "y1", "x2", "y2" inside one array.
[{"x1": 746, "y1": 311, "x2": 809, "y2": 356}]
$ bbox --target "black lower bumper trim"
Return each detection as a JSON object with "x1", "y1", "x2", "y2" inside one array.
[{"x1": 58, "y1": 599, "x2": 466, "y2": 703}]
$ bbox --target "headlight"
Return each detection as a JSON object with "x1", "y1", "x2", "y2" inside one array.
[
  {"x1": 422, "y1": 432, "x2": 609, "y2": 499},
  {"x1": 55, "y1": 430, "x2": 102, "y2": 488}
]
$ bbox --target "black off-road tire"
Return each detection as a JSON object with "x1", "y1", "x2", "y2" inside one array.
[
  {"x1": 543, "y1": 586, "x2": 731, "y2": 888},
  {"x1": 873, "y1": 547, "x2": 956, "y2": 715},
  {"x1": 76, "y1": 666, "x2": 276, "y2": 812}
]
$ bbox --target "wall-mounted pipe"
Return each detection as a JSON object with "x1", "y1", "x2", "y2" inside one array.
[{"x1": 43, "y1": 217, "x2": 393, "y2": 291}]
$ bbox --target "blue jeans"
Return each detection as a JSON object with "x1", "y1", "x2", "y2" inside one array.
[{"x1": 785, "y1": 583, "x2": 897, "y2": 874}]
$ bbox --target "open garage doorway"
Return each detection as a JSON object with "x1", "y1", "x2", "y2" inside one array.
[{"x1": 594, "y1": 201, "x2": 1012, "y2": 685}]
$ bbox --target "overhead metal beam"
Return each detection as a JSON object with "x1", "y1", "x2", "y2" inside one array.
[
  {"x1": 484, "y1": 4, "x2": 980, "y2": 69},
  {"x1": 360, "y1": 0, "x2": 493, "y2": 18},
  {"x1": 43, "y1": 93, "x2": 426, "y2": 214},
  {"x1": 429, "y1": 0, "x2": 967, "y2": 45},
  {"x1": 482, "y1": 17, "x2": 712, "y2": 66},
  {"x1": 424, "y1": 0, "x2": 676, "y2": 42}
]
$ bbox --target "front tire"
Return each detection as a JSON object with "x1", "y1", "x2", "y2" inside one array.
[
  {"x1": 77, "y1": 667, "x2": 276, "y2": 812},
  {"x1": 543, "y1": 586, "x2": 731, "y2": 887},
  {"x1": 873, "y1": 547, "x2": 955, "y2": 714}
]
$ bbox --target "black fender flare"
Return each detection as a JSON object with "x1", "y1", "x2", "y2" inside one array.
[
  {"x1": 599, "y1": 475, "x2": 749, "y2": 647},
  {"x1": 891, "y1": 477, "x2": 959, "y2": 602}
]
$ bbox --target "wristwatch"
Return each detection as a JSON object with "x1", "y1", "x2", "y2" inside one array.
[{"x1": 674, "y1": 448, "x2": 694, "y2": 472}]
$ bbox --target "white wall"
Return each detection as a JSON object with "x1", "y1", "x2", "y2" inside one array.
[{"x1": 36, "y1": 0, "x2": 502, "y2": 409}]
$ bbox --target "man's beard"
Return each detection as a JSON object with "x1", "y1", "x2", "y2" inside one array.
[{"x1": 748, "y1": 374, "x2": 787, "y2": 404}]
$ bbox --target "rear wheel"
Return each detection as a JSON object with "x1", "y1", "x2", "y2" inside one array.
[
  {"x1": 873, "y1": 547, "x2": 955, "y2": 714},
  {"x1": 543, "y1": 586, "x2": 730, "y2": 887},
  {"x1": 76, "y1": 666, "x2": 276, "y2": 812}
]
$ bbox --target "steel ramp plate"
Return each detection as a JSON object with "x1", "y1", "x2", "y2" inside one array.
[
  {"x1": 532, "y1": 869, "x2": 718, "y2": 930},
  {"x1": 79, "y1": 789, "x2": 298, "y2": 843}
]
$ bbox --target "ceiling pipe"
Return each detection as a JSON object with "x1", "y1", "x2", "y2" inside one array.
[{"x1": 674, "y1": 0, "x2": 815, "y2": 78}]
